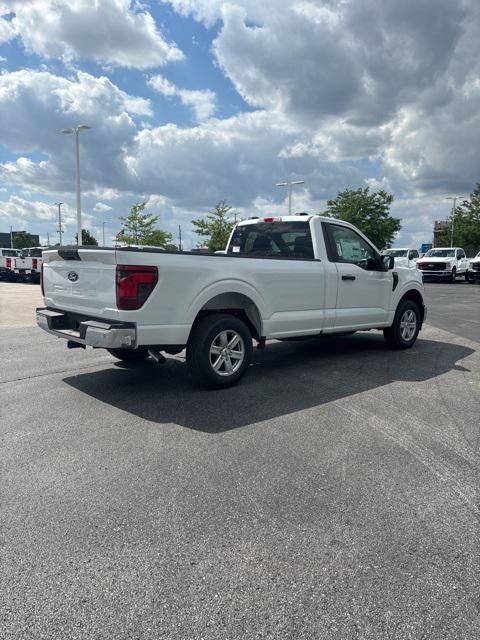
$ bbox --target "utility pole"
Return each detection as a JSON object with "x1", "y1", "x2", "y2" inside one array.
[
  {"x1": 446, "y1": 196, "x2": 464, "y2": 246},
  {"x1": 10, "y1": 226, "x2": 13, "y2": 249},
  {"x1": 47, "y1": 232, "x2": 50, "y2": 246},
  {"x1": 276, "y1": 180, "x2": 305, "y2": 215},
  {"x1": 102, "y1": 221, "x2": 106, "y2": 246},
  {"x1": 54, "y1": 202, "x2": 63, "y2": 246},
  {"x1": 62, "y1": 125, "x2": 91, "y2": 245},
  {"x1": 179, "y1": 225, "x2": 182, "y2": 252}
]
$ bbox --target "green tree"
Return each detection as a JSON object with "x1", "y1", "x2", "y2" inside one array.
[
  {"x1": 142, "y1": 229, "x2": 173, "y2": 248},
  {"x1": 440, "y1": 184, "x2": 480, "y2": 253},
  {"x1": 192, "y1": 200, "x2": 235, "y2": 252},
  {"x1": 12, "y1": 231, "x2": 37, "y2": 249},
  {"x1": 323, "y1": 187, "x2": 401, "y2": 250},
  {"x1": 120, "y1": 202, "x2": 158, "y2": 244},
  {"x1": 75, "y1": 229, "x2": 98, "y2": 245}
]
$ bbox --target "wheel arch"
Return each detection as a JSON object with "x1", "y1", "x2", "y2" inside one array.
[
  {"x1": 398, "y1": 288, "x2": 425, "y2": 325},
  {"x1": 189, "y1": 291, "x2": 263, "y2": 341}
]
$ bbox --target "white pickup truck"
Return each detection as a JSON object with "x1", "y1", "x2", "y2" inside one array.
[
  {"x1": 14, "y1": 247, "x2": 43, "y2": 282},
  {"x1": 468, "y1": 251, "x2": 480, "y2": 283},
  {"x1": 37, "y1": 215, "x2": 426, "y2": 388},
  {"x1": 416, "y1": 247, "x2": 470, "y2": 282}
]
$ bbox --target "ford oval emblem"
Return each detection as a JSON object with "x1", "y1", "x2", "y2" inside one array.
[{"x1": 68, "y1": 271, "x2": 79, "y2": 282}]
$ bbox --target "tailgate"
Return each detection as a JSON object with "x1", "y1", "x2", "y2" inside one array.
[{"x1": 42, "y1": 247, "x2": 119, "y2": 319}]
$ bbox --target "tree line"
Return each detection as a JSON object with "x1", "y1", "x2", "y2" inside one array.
[{"x1": 14, "y1": 182, "x2": 480, "y2": 251}]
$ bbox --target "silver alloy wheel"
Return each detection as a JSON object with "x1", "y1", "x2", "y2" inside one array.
[
  {"x1": 400, "y1": 309, "x2": 417, "y2": 341},
  {"x1": 209, "y1": 330, "x2": 245, "y2": 376}
]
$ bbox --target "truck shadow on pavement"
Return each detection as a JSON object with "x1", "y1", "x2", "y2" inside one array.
[{"x1": 63, "y1": 333, "x2": 474, "y2": 432}]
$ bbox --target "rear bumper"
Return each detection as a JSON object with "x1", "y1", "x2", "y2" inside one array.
[{"x1": 36, "y1": 307, "x2": 136, "y2": 349}]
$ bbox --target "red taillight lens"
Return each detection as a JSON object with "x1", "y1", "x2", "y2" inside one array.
[
  {"x1": 40, "y1": 263, "x2": 44, "y2": 295},
  {"x1": 6, "y1": 257, "x2": 11, "y2": 268},
  {"x1": 116, "y1": 265, "x2": 158, "y2": 310},
  {"x1": 32, "y1": 258, "x2": 38, "y2": 270}
]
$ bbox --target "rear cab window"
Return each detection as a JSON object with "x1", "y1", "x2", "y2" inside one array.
[{"x1": 227, "y1": 222, "x2": 314, "y2": 259}]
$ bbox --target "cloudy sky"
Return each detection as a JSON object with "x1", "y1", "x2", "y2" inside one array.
[{"x1": 0, "y1": 0, "x2": 479, "y2": 248}]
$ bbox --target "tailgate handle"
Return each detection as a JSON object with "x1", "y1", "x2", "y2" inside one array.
[{"x1": 342, "y1": 275, "x2": 356, "y2": 281}]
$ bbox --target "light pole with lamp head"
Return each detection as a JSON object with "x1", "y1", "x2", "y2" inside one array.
[
  {"x1": 62, "y1": 125, "x2": 91, "y2": 245},
  {"x1": 53, "y1": 202, "x2": 63, "y2": 246},
  {"x1": 445, "y1": 196, "x2": 464, "y2": 246},
  {"x1": 276, "y1": 180, "x2": 305, "y2": 215}
]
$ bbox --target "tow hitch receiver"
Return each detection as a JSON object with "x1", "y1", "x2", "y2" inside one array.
[
  {"x1": 67, "y1": 340, "x2": 86, "y2": 350},
  {"x1": 148, "y1": 348, "x2": 166, "y2": 364}
]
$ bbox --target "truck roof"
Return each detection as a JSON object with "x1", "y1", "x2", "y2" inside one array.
[{"x1": 236, "y1": 214, "x2": 347, "y2": 226}]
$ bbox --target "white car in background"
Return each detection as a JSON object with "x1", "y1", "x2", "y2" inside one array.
[{"x1": 383, "y1": 248, "x2": 420, "y2": 268}]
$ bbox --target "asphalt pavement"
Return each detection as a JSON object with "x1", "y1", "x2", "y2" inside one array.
[{"x1": 1, "y1": 282, "x2": 479, "y2": 639}]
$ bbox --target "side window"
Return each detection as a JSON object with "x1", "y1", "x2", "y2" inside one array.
[
  {"x1": 408, "y1": 251, "x2": 414, "y2": 260},
  {"x1": 457, "y1": 249, "x2": 465, "y2": 259},
  {"x1": 325, "y1": 224, "x2": 378, "y2": 269},
  {"x1": 412, "y1": 250, "x2": 419, "y2": 259}
]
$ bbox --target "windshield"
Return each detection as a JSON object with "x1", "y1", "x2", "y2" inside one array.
[
  {"x1": 384, "y1": 249, "x2": 408, "y2": 257},
  {"x1": 425, "y1": 249, "x2": 455, "y2": 257}
]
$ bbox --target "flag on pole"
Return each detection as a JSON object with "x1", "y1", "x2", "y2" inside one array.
[{"x1": 116, "y1": 229, "x2": 125, "y2": 239}]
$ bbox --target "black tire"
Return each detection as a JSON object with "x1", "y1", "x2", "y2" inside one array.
[
  {"x1": 187, "y1": 314, "x2": 253, "y2": 389},
  {"x1": 464, "y1": 270, "x2": 469, "y2": 282},
  {"x1": 449, "y1": 267, "x2": 456, "y2": 283},
  {"x1": 107, "y1": 348, "x2": 150, "y2": 363},
  {"x1": 383, "y1": 299, "x2": 421, "y2": 350}
]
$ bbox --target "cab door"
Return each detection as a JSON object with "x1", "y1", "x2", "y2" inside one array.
[
  {"x1": 323, "y1": 222, "x2": 393, "y2": 329},
  {"x1": 456, "y1": 249, "x2": 468, "y2": 273}
]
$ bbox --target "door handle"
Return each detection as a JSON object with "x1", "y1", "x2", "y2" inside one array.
[{"x1": 342, "y1": 275, "x2": 356, "y2": 281}]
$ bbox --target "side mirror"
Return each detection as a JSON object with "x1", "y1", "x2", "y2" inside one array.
[{"x1": 380, "y1": 254, "x2": 395, "y2": 271}]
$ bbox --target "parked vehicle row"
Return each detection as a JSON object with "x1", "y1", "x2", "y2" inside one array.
[
  {"x1": 37, "y1": 215, "x2": 426, "y2": 388},
  {"x1": 0, "y1": 247, "x2": 43, "y2": 282}
]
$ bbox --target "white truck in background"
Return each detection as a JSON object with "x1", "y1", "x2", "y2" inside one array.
[
  {"x1": 383, "y1": 247, "x2": 420, "y2": 268},
  {"x1": 0, "y1": 248, "x2": 20, "y2": 280},
  {"x1": 416, "y1": 247, "x2": 470, "y2": 282},
  {"x1": 468, "y1": 251, "x2": 480, "y2": 283},
  {"x1": 37, "y1": 215, "x2": 426, "y2": 388},
  {"x1": 13, "y1": 247, "x2": 43, "y2": 282}
]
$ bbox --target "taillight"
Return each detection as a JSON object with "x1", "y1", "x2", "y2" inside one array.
[
  {"x1": 6, "y1": 257, "x2": 11, "y2": 268},
  {"x1": 116, "y1": 265, "x2": 158, "y2": 310},
  {"x1": 32, "y1": 258, "x2": 38, "y2": 270},
  {"x1": 40, "y1": 263, "x2": 44, "y2": 295}
]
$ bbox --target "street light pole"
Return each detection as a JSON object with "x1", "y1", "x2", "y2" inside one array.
[
  {"x1": 276, "y1": 180, "x2": 305, "y2": 215},
  {"x1": 54, "y1": 202, "x2": 63, "y2": 246},
  {"x1": 446, "y1": 196, "x2": 464, "y2": 246},
  {"x1": 102, "y1": 221, "x2": 106, "y2": 246},
  {"x1": 62, "y1": 125, "x2": 91, "y2": 245}
]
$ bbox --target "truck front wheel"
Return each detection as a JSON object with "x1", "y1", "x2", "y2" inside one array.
[
  {"x1": 187, "y1": 314, "x2": 253, "y2": 388},
  {"x1": 107, "y1": 348, "x2": 150, "y2": 363},
  {"x1": 383, "y1": 300, "x2": 421, "y2": 350}
]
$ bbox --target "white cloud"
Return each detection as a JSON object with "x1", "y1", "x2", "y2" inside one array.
[
  {"x1": 149, "y1": 74, "x2": 216, "y2": 121},
  {"x1": 93, "y1": 202, "x2": 113, "y2": 212},
  {"x1": 0, "y1": 15, "x2": 14, "y2": 44},
  {"x1": 6, "y1": 0, "x2": 184, "y2": 68},
  {"x1": 0, "y1": 69, "x2": 152, "y2": 194}
]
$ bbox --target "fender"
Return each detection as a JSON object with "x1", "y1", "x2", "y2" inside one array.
[{"x1": 187, "y1": 278, "x2": 267, "y2": 330}]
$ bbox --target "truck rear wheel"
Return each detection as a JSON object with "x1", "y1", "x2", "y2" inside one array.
[
  {"x1": 107, "y1": 348, "x2": 150, "y2": 363},
  {"x1": 187, "y1": 314, "x2": 253, "y2": 389},
  {"x1": 383, "y1": 299, "x2": 421, "y2": 350}
]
